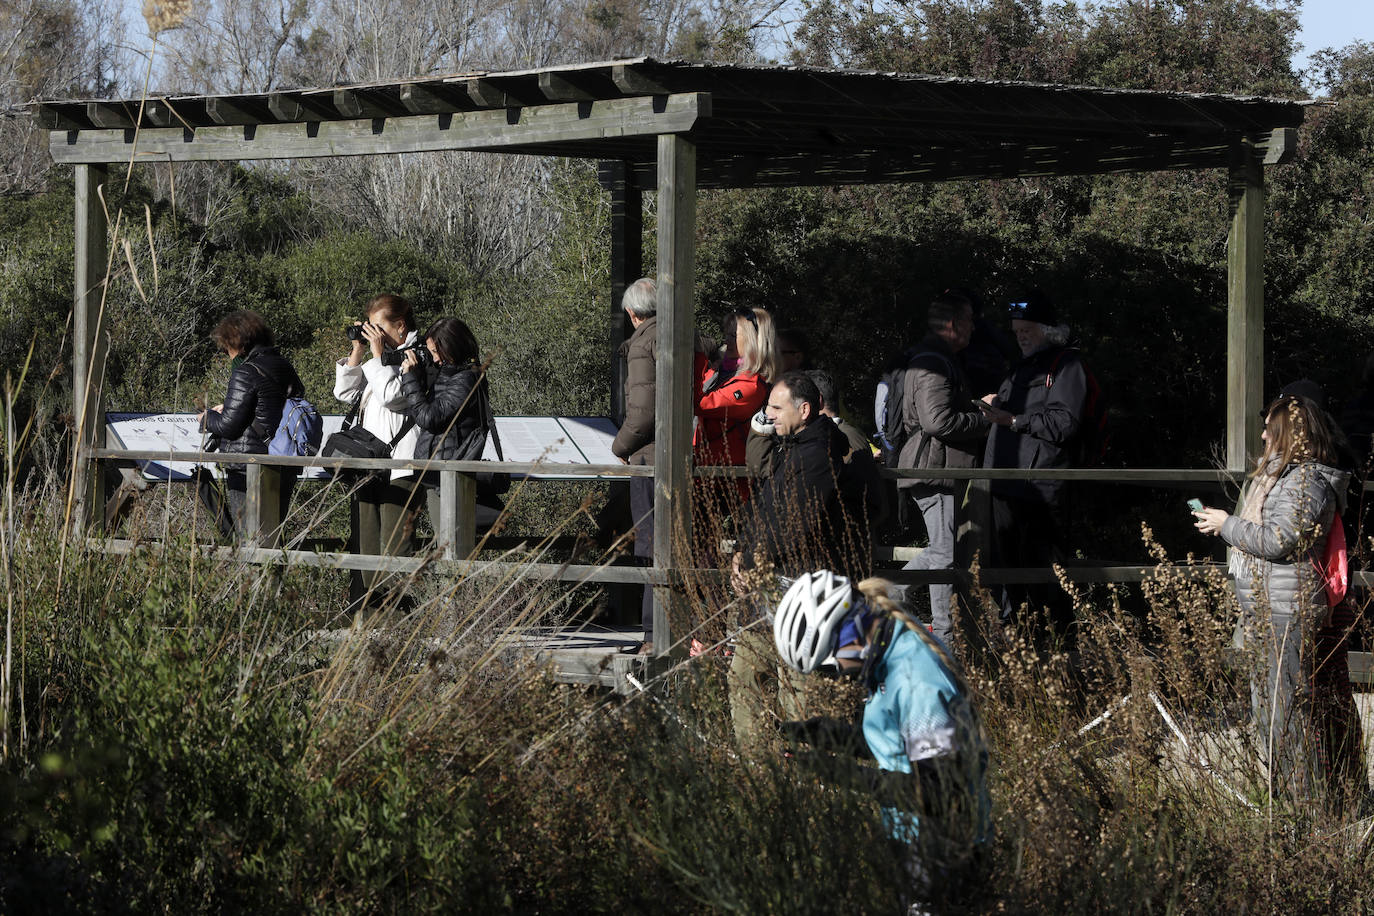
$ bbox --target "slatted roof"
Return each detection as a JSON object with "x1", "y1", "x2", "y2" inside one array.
[{"x1": 32, "y1": 57, "x2": 1308, "y2": 188}]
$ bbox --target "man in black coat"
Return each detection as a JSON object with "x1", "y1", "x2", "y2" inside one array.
[
  {"x1": 981, "y1": 292, "x2": 1087, "y2": 635},
  {"x1": 732, "y1": 371, "x2": 851, "y2": 588},
  {"x1": 729, "y1": 370, "x2": 850, "y2": 754}
]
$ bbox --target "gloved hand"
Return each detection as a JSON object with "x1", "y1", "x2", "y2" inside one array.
[{"x1": 751, "y1": 407, "x2": 774, "y2": 436}]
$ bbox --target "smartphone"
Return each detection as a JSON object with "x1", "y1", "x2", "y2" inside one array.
[
  {"x1": 1187, "y1": 498, "x2": 1204, "y2": 514},
  {"x1": 973, "y1": 398, "x2": 992, "y2": 412}
]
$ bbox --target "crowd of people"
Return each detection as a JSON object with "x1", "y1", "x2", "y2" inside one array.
[
  {"x1": 189, "y1": 281, "x2": 1373, "y2": 905},
  {"x1": 196, "y1": 294, "x2": 494, "y2": 613}
]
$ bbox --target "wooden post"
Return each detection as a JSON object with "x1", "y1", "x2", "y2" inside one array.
[
  {"x1": 244, "y1": 464, "x2": 283, "y2": 547},
  {"x1": 652, "y1": 134, "x2": 696, "y2": 657},
  {"x1": 1227, "y1": 141, "x2": 1264, "y2": 472},
  {"x1": 438, "y1": 469, "x2": 477, "y2": 560},
  {"x1": 72, "y1": 163, "x2": 109, "y2": 533},
  {"x1": 608, "y1": 160, "x2": 643, "y2": 425}
]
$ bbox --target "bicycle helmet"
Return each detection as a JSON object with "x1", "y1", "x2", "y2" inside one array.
[{"x1": 772, "y1": 570, "x2": 858, "y2": 673}]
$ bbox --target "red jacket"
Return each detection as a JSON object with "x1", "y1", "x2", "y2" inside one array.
[{"x1": 694, "y1": 352, "x2": 769, "y2": 466}]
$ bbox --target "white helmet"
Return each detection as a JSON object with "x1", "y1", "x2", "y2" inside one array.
[{"x1": 772, "y1": 570, "x2": 857, "y2": 674}]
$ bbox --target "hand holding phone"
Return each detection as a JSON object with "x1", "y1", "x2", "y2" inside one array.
[{"x1": 1187, "y1": 498, "x2": 1204, "y2": 514}]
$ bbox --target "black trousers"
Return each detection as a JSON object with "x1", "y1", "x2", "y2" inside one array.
[{"x1": 989, "y1": 494, "x2": 1073, "y2": 642}]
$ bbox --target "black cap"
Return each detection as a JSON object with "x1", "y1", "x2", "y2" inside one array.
[
  {"x1": 1277, "y1": 378, "x2": 1326, "y2": 410},
  {"x1": 1008, "y1": 291, "x2": 1056, "y2": 325}
]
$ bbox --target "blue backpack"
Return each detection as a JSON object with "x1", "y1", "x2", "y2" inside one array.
[
  {"x1": 271, "y1": 395, "x2": 322, "y2": 456},
  {"x1": 248, "y1": 360, "x2": 322, "y2": 456}
]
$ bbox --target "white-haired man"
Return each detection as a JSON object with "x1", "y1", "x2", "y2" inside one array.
[
  {"x1": 612, "y1": 277, "x2": 658, "y2": 653},
  {"x1": 980, "y1": 291, "x2": 1088, "y2": 634}
]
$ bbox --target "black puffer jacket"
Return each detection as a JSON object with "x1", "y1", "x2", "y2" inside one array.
[
  {"x1": 401, "y1": 362, "x2": 488, "y2": 462},
  {"x1": 202, "y1": 344, "x2": 304, "y2": 455}
]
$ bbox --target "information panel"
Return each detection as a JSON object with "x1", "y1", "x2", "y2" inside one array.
[{"x1": 106, "y1": 413, "x2": 623, "y2": 481}]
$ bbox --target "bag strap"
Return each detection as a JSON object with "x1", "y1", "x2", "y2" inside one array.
[
  {"x1": 480, "y1": 380, "x2": 504, "y2": 461},
  {"x1": 342, "y1": 391, "x2": 363, "y2": 431}
]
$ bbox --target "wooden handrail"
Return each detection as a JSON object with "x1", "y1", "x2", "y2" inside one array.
[{"x1": 89, "y1": 446, "x2": 1243, "y2": 483}]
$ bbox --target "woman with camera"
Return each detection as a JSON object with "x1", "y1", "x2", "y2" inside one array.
[
  {"x1": 399, "y1": 317, "x2": 491, "y2": 545},
  {"x1": 198, "y1": 310, "x2": 305, "y2": 542},
  {"x1": 334, "y1": 293, "x2": 422, "y2": 611}
]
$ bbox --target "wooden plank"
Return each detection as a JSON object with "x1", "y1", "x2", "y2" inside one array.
[
  {"x1": 89, "y1": 537, "x2": 674, "y2": 584},
  {"x1": 72, "y1": 164, "x2": 109, "y2": 534},
  {"x1": 87, "y1": 446, "x2": 1243, "y2": 484},
  {"x1": 49, "y1": 94, "x2": 708, "y2": 163},
  {"x1": 652, "y1": 133, "x2": 697, "y2": 658},
  {"x1": 89, "y1": 446, "x2": 657, "y2": 476},
  {"x1": 1227, "y1": 141, "x2": 1264, "y2": 472}
]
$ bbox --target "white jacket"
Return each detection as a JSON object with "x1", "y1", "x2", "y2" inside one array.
[{"x1": 334, "y1": 330, "x2": 421, "y2": 481}]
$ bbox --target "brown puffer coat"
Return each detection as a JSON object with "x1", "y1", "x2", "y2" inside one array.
[
  {"x1": 612, "y1": 316, "x2": 656, "y2": 464},
  {"x1": 896, "y1": 334, "x2": 990, "y2": 492}
]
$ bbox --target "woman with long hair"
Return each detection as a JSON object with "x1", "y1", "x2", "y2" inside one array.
[
  {"x1": 1194, "y1": 394, "x2": 1350, "y2": 799},
  {"x1": 399, "y1": 317, "x2": 491, "y2": 543},
  {"x1": 695, "y1": 306, "x2": 780, "y2": 469}
]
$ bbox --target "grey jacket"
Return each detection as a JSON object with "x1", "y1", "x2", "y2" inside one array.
[
  {"x1": 1220, "y1": 460, "x2": 1350, "y2": 619},
  {"x1": 896, "y1": 334, "x2": 990, "y2": 492},
  {"x1": 612, "y1": 316, "x2": 656, "y2": 464}
]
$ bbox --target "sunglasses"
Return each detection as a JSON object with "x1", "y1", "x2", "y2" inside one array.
[{"x1": 1008, "y1": 301, "x2": 1030, "y2": 313}]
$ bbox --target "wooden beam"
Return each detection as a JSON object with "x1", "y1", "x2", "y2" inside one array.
[
  {"x1": 267, "y1": 90, "x2": 335, "y2": 122},
  {"x1": 334, "y1": 88, "x2": 400, "y2": 120},
  {"x1": 205, "y1": 96, "x2": 262, "y2": 125},
  {"x1": 652, "y1": 133, "x2": 696, "y2": 658},
  {"x1": 612, "y1": 63, "x2": 669, "y2": 95},
  {"x1": 33, "y1": 102, "x2": 84, "y2": 130},
  {"x1": 607, "y1": 160, "x2": 642, "y2": 425},
  {"x1": 86, "y1": 101, "x2": 136, "y2": 129},
  {"x1": 465, "y1": 77, "x2": 542, "y2": 108},
  {"x1": 539, "y1": 72, "x2": 596, "y2": 102},
  {"x1": 400, "y1": 81, "x2": 465, "y2": 115},
  {"x1": 72, "y1": 163, "x2": 110, "y2": 534},
  {"x1": 49, "y1": 93, "x2": 708, "y2": 163},
  {"x1": 1227, "y1": 140, "x2": 1265, "y2": 473},
  {"x1": 1261, "y1": 127, "x2": 1298, "y2": 165}
]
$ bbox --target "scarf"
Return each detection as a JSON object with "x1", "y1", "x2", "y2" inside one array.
[{"x1": 1229, "y1": 455, "x2": 1283, "y2": 578}]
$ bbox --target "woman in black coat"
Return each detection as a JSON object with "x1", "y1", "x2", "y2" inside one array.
[
  {"x1": 198, "y1": 310, "x2": 305, "y2": 541},
  {"x1": 400, "y1": 317, "x2": 491, "y2": 543}
]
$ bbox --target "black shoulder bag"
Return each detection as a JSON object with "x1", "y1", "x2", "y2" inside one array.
[
  {"x1": 320, "y1": 392, "x2": 415, "y2": 465},
  {"x1": 475, "y1": 382, "x2": 511, "y2": 501}
]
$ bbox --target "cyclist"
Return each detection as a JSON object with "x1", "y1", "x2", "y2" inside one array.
[{"x1": 773, "y1": 570, "x2": 990, "y2": 902}]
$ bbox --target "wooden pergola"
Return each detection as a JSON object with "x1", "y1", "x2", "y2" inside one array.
[{"x1": 35, "y1": 58, "x2": 1307, "y2": 662}]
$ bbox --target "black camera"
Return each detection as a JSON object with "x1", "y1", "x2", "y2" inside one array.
[
  {"x1": 346, "y1": 323, "x2": 367, "y2": 341},
  {"x1": 381, "y1": 342, "x2": 432, "y2": 369}
]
